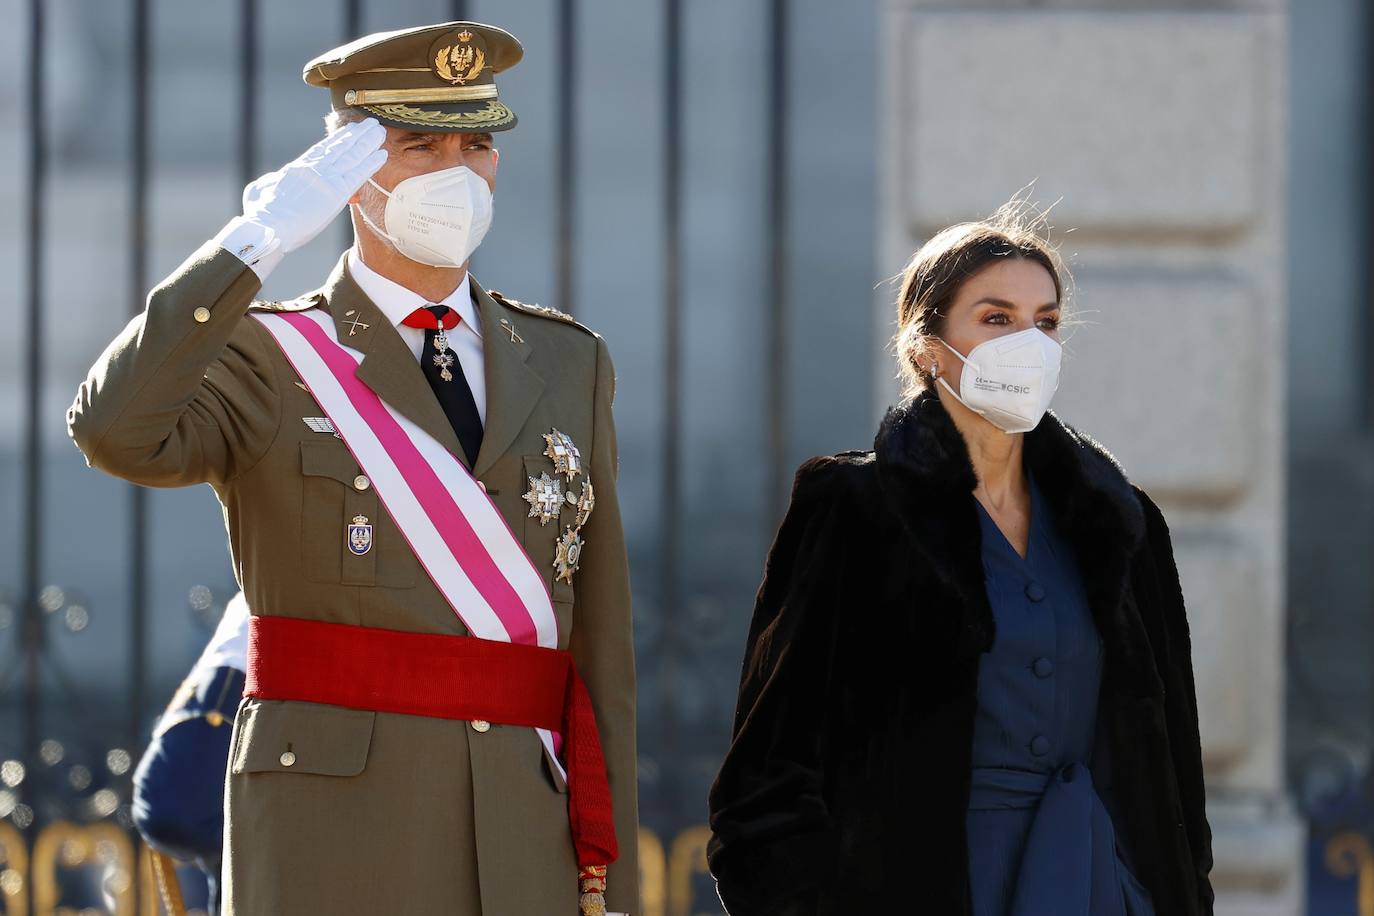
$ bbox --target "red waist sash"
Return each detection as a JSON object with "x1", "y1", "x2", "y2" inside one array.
[{"x1": 244, "y1": 615, "x2": 618, "y2": 868}]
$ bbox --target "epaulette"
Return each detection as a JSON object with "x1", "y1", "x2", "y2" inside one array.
[
  {"x1": 489, "y1": 290, "x2": 597, "y2": 337},
  {"x1": 248, "y1": 292, "x2": 324, "y2": 313}
]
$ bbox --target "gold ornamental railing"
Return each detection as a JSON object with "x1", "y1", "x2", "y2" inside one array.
[{"x1": 0, "y1": 824, "x2": 723, "y2": 916}]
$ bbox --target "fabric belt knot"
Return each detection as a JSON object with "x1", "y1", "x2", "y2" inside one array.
[{"x1": 968, "y1": 764, "x2": 1153, "y2": 915}]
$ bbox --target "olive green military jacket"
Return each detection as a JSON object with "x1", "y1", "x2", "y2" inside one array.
[{"x1": 68, "y1": 241, "x2": 640, "y2": 915}]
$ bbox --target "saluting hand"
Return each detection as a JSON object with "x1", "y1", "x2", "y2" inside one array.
[{"x1": 240, "y1": 117, "x2": 388, "y2": 255}]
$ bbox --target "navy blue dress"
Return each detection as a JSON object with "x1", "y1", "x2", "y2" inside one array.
[{"x1": 965, "y1": 478, "x2": 1154, "y2": 916}]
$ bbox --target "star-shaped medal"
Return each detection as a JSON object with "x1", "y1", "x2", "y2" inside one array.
[
  {"x1": 543, "y1": 429, "x2": 582, "y2": 481},
  {"x1": 523, "y1": 473, "x2": 564, "y2": 526},
  {"x1": 554, "y1": 527, "x2": 585, "y2": 584}
]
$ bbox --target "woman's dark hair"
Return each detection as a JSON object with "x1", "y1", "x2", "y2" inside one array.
[{"x1": 893, "y1": 196, "x2": 1068, "y2": 396}]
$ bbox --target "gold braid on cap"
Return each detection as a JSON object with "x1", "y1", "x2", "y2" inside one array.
[
  {"x1": 361, "y1": 100, "x2": 514, "y2": 129},
  {"x1": 345, "y1": 85, "x2": 497, "y2": 105}
]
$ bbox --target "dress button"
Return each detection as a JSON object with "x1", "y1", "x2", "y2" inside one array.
[
  {"x1": 193, "y1": 307, "x2": 211, "y2": 323},
  {"x1": 478, "y1": 481, "x2": 488, "y2": 493},
  {"x1": 1030, "y1": 736, "x2": 1050, "y2": 757},
  {"x1": 1025, "y1": 582, "x2": 1046, "y2": 602},
  {"x1": 353, "y1": 475, "x2": 371, "y2": 491},
  {"x1": 470, "y1": 719, "x2": 491, "y2": 734},
  {"x1": 1032, "y1": 658, "x2": 1054, "y2": 679},
  {"x1": 279, "y1": 750, "x2": 296, "y2": 767}
]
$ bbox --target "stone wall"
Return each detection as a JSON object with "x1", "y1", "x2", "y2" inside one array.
[{"x1": 877, "y1": 2, "x2": 1301, "y2": 912}]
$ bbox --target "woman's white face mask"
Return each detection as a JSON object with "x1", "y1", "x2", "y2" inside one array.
[
  {"x1": 356, "y1": 164, "x2": 493, "y2": 268},
  {"x1": 935, "y1": 328, "x2": 1063, "y2": 434}
]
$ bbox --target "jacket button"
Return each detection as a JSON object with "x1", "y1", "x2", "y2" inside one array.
[
  {"x1": 279, "y1": 750, "x2": 297, "y2": 767},
  {"x1": 471, "y1": 719, "x2": 491, "y2": 734},
  {"x1": 478, "y1": 481, "x2": 488, "y2": 493},
  {"x1": 353, "y1": 475, "x2": 371, "y2": 491},
  {"x1": 1025, "y1": 582, "x2": 1046, "y2": 602},
  {"x1": 193, "y1": 307, "x2": 211, "y2": 323},
  {"x1": 1030, "y1": 736, "x2": 1050, "y2": 757},
  {"x1": 1032, "y1": 658, "x2": 1054, "y2": 679}
]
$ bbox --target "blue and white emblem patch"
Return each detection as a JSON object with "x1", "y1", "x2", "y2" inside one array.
[{"x1": 348, "y1": 515, "x2": 373, "y2": 556}]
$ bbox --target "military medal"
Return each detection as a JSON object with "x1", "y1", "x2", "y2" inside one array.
[
  {"x1": 543, "y1": 429, "x2": 582, "y2": 481},
  {"x1": 348, "y1": 515, "x2": 373, "y2": 556},
  {"x1": 432, "y1": 325, "x2": 455, "y2": 382},
  {"x1": 554, "y1": 526, "x2": 584, "y2": 584},
  {"x1": 523, "y1": 472, "x2": 564, "y2": 526},
  {"x1": 567, "y1": 481, "x2": 595, "y2": 528}
]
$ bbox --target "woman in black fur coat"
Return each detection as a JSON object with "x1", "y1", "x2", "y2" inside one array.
[{"x1": 706, "y1": 203, "x2": 1213, "y2": 915}]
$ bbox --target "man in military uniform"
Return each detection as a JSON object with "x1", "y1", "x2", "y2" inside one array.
[{"x1": 68, "y1": 21, "x2": 638, "y2": 916}]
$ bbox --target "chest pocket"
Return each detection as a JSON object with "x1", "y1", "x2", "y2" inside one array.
[{"x1": 299, "y1": 441, "x2": 415, "y2": 588}]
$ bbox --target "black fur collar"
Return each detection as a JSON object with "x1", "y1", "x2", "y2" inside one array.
[
  {"x1": 872, "y1": 390, "x2": 1159, "y2": 696},
  {"x1": 874, "y1": 390, "x2": 1143, "y2": 547}
]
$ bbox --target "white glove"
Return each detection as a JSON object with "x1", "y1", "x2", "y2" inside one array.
[{"x1": 241, "y1": 117, "x2": 388, "y2": 255}]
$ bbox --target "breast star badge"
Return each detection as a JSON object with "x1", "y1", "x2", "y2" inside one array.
[
  {"x1": 523, "y1": 472, "x2": 564, "y2": 526},
  {"x1": 543, "y1": 429, "x2": 582, "y2": 481},
  {"x1": 566, "y1": 481, "x2": 595, "y2": 528},
  {"x1": 554, "y1": 526, "x2": 585, "y2": 584}
]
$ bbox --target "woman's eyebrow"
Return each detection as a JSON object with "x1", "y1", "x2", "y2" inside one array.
[{"x1": 970, "y1": 297, "x2": 1059, "y2": 311}]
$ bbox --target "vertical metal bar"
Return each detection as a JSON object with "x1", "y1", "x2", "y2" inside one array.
[
  {"x1": 556, "y1": 0, "x2": 577, "y2": 315},
  {"x1": 657, "y1": 0, "x2": 684, "y2": 807},
  {"x1": 343, "y1": 0, "x2": 361, "y2": 38},
  {"x1": 766, "y1": 0, "x2": 789, "y2": 521},
  {"x1": 239, "y1": 0, "x2": 258, "y2": 192},
  {"x1": 339, "y1": 0, "x2": 362, "y2": 250},
  {"x1": 1365, "y1": 0, "x2": 1374, "y2": 428},
  {"x1": 127, "y1": 0, "x2": 151, "y2": 763},
  {"x1": 21, "y1": 0, "x2": 47, "y2": 777}
]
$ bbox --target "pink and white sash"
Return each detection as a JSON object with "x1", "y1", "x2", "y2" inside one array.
[{"x1": 252, "y1": 308, "x2": 565, "y2": 776}]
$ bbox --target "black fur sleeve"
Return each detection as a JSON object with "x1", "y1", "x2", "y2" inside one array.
[
  {"x1": 1134, "y1": 487, "x2": 1215, "y2": 913},
  {"x1": 707, "y1": 456, "x2": 848, "y2": 915}
]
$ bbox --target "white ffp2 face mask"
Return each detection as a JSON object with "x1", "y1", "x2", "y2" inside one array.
[
  {"x1": 936, "y1": 328, "x2": 1063, "y2": 434},
  {"x1": 357, "y1": 165, "x2": 493, "y2": 268}
]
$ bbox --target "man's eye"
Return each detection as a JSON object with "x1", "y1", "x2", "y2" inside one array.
[{"x1": 408, "y1": 143, "x2": 433, "y2": 151}]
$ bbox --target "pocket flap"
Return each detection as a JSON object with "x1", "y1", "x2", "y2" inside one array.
[
  {"x1": 231, "y1": 700, "x2": 375, "y2": 777},
  {"x1": 300, "y1": 440, "x2": 361, "y2": 484}
]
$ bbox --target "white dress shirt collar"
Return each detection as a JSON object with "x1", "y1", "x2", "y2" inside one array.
[{"x1": 346, "y1": 248, "x2": 481, "y2": 338}]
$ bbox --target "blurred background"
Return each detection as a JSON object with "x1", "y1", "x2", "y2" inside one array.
[{"x1": 0, "y1": 0, "x2": 1367, "y2": 913}]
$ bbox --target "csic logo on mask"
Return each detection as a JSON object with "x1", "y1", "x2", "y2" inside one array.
[{"x1": 938, "y1": 330, "x2": 1062, "y2": 434}]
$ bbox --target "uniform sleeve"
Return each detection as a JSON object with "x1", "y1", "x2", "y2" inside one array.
[
  {"x1": 67, "y1": 240, "x2": 284, "y2": 489},
  {"x1": 1134, "y1": 488, "x2": 1215, "y2": 912},
  {"x1": 707, "y1": 458, "x2": 845, "y2": 916},
  {"x1": 568, "y1": 336, "x2": 640, "y2": 913}
]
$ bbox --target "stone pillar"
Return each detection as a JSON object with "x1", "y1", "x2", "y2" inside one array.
[{"x1": 877, "y1": 2, "x2": 1301, "y2": 913}]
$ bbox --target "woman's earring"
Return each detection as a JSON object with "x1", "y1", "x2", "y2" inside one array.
[{"x1": 931, "y1": 361, "x2": 940, "y2": 379}]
